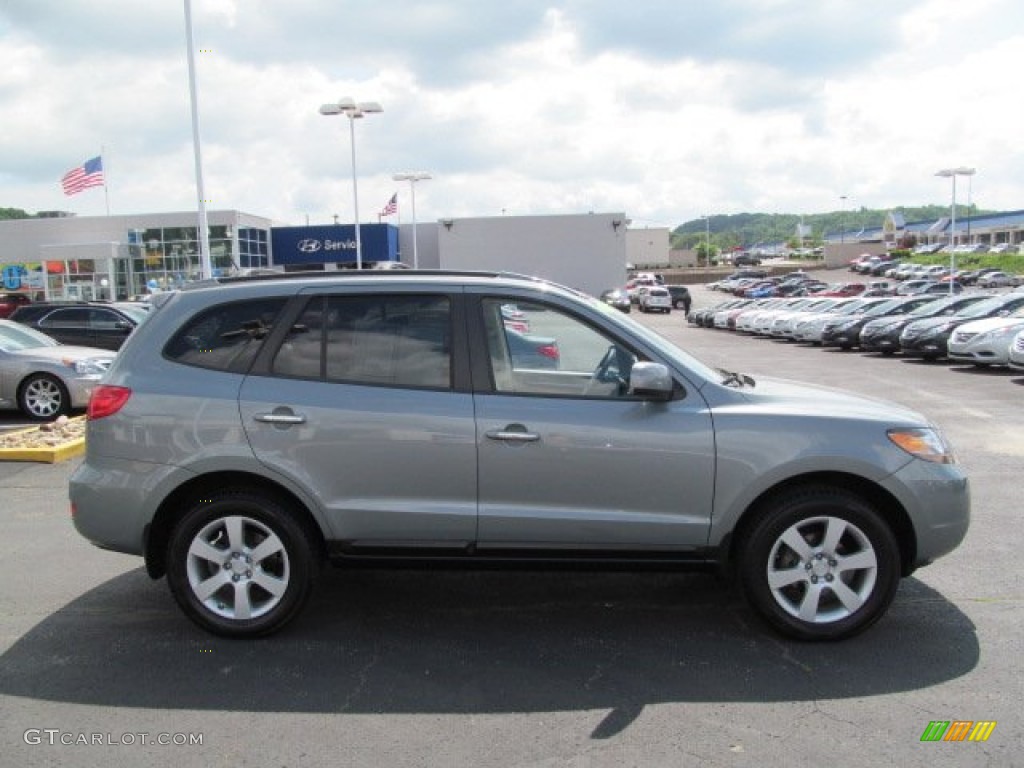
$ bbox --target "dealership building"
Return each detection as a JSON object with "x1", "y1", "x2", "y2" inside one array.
[{"x1": 0, "y1": 210, "x2": 630, "y2": 300}]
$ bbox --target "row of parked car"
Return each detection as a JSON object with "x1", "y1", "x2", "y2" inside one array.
[
  {"x1": 688, "y1": 287, "x2": 1024, "y2": 372},
  {"x1": 0, "y1": 298, "x2": 153, "y2": 422},
  {"x1": 849, "y1": 254, "x2": 1023, "y2": 289}
]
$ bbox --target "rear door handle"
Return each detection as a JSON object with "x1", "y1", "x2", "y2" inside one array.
[{"x1": 254, "y1": 410, "x2": 306, "y2": 425}]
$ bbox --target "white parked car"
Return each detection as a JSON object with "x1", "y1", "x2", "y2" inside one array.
[
  {"x1": 947, "y1": 310, "x2": 1024, "y2": 367},
  {"x1": 637, "y1": 285, "x2": 672, "y2": 313}
]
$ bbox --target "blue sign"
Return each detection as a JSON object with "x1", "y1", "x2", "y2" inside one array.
[{"x1": 271, "y1": 224, "x2": 399, "y2": 266}]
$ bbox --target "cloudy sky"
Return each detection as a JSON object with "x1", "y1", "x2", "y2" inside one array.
[{"x1": 2, "y1": 0, "x2": 1022, "y2": 230}]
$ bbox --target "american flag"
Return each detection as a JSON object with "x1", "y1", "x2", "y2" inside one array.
[
  {"x1": 380, "y1": 192, "x2": 398, "y2": 217},
  {"x1": 62, "y1": 156, "x2": 105, "y2": 196}
]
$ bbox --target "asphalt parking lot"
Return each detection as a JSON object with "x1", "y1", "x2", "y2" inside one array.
[{"x1": 0, "y1": 269, "x2": 1020, "y2": 767}]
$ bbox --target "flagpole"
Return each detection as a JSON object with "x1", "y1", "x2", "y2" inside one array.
[
  {"x1": 101, "y1": 146, "x2": 110, "y2": 216},
  {"x1": 183, "y1": 0, "x2": 213, "y2": 280}
]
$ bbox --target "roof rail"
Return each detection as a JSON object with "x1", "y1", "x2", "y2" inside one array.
[{"x1": 180, "y1": 268, "x2": 516, "y2": 290}]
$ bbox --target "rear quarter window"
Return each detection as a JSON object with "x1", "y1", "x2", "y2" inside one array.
[{"x1": 164, "y1": 298, "x2": 288, "y2": 372}]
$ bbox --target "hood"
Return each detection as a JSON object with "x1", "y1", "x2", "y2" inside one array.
[
  {"x1": 732, "y1": 375, "x2": 928, "y2": 427},
  {"x1": 13, "y1": 345, "x2": 114, "y2": 364},
  {"x1": 903, "y1": 315, "x2": 967, "y2": 332},
  {"x1": 953, "y1": 316, "x2": 1024, "y2": 335}
]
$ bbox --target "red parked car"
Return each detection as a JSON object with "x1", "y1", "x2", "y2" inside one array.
[
  {"x1": 0, "y1": 292, "x2": 32, "y2": 319},
  {"x1": 813, "y1": 282, "x2": 866, "y2": 298}
]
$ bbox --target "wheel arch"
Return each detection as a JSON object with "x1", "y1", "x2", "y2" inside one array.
[
  {"x1": 144, "y1": 470, "x2": 327, "y2": 579},
  {"x1": 722, "y1": 471, "x2": 917, "y2": 577}
]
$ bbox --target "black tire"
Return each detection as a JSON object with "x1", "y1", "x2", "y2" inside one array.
[
  {"x1": 166, "y1": 490, "x2": 318, "y2": 637},
  {"x1": 18, "y1": 373, "x2": 70, "y2": 421},
  {"x1": 737, "y1": 486, "x2": 900, "y2": 641}
]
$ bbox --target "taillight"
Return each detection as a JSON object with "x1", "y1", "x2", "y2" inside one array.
[
  {"x1": 538, "y1": 344, "x2": 560, "y2": 360},
  {"x1": 87, "y1": 385, "x2": 132, "y2": 420}
]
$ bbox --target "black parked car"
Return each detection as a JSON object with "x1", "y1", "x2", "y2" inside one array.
[
  {"x1": 666, "y1": 285, "x2": 692, "y2": 312},
  {"x1": 858, "y1": 294, "x2": 990, "y2": 355},
  {"x1": 10, "y1": 301, "x2": 149, "y2": 351},
  {"x1": 732, "y1": 253, "x2": 762, "y2": 267},
  {"x1": 820, "y1": 295, "x2": 938, "y2": 350},
  {"x1": 899, "y1": 293, "x2": 1024, "y2": 360}
]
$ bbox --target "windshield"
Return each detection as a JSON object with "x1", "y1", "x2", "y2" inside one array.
[
  {"x1": 0, "y1": 321, "x2": 60, "y2": 352},
  {"x1": 958, "y1": 296, "x2": 1019, "y2": 318},
  {"x1": 829, "y1": 300, "x2": 865, "y2": 315},
  {"x1": 909, "y1": 296, "x2": 959, "y2": 316},
  {"x1": 862, "y1": 298, "x2": 907, "y2": 316},
  {"x1": 114, "y1": 305, "x2": 151, "y2": 323}
]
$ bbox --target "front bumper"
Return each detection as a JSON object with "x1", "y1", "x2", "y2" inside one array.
[{"x1": 882, "y1": 458, "x2": 970, "y2": 571}]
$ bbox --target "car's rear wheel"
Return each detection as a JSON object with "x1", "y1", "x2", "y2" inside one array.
[
  {"x1": 18, "y1": 373, "x2": 70, "y2": 421},
  {"x1": 166, "y1": 490, "x2": 317, "y2": 637},
  {"x1": 738, "y1": 487, "x2": 900, "y2": 641}
]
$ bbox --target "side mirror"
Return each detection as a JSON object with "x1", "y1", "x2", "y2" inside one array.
[{"x1": 629, "y1": 362, "x2": 674, "y2": 401}]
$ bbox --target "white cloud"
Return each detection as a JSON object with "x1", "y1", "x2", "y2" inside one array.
[{"x1": 1, "y1": 0, "x2": 1022, "y2": 228}]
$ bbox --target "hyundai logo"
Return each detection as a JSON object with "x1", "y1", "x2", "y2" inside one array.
[{"x1": 297, "y1": 239, "x2": 322, "y2": 253}]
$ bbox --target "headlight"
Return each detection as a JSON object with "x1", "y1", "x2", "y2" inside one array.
[
  {"x1": 69, "y1": 358, "x2": 110, "y2": 375},
  {"x1": 928, "y1": 321, "x2": 957, "y2": 335},
  {"x1": 888, "y1": 428, "x2": 957, "y2": 464},
  {"x1": 975, "y1": 325, "x2": 1023, "y2": 343}
]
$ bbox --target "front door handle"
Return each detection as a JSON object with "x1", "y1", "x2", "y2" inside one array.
[{"x1": 485, "y1": 425, "x2": 540, "y2": 443}]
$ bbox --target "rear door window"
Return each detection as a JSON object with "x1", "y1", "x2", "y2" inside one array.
[
  {"x1": 164, "y1": 298, "x2": 288, "y2": 372},
  {"x1": 272, "y1": 294, "x2": 452, "y2": 390}
]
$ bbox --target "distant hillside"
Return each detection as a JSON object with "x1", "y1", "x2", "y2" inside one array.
[{"x1": 670, "y1": 205, "x2": 995, "y2": 251}]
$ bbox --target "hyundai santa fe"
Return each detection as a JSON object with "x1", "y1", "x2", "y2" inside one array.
[{"x1": 70, "y1": 271, "x2": 970, "y2": 641}]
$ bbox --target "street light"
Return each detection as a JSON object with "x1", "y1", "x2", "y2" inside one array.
[
  {"x1": 320, "y1": 98, "x2": 383, "y2": 269},
  {"x1": 702, "y1": 215, "x2": 711, "y2": 264},
  {"x1": 935, "y1": 166, "x2": 976, "y2": 295},
  {"x1": 392, "y1": 172, "x2": 432, "y2": 269}
]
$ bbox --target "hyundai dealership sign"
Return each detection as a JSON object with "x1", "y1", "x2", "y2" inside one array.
[{"x1": 272, "y1": 223, "x2": 399, "y2": 266}]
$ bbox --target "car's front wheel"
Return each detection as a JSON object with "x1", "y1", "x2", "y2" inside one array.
[
  {"x1": 18, "y1": 373, "x2": 70, "y2": 421},
  {"x1": 166, "y1": 490, "x2": 318, "y2": 637},
  {"x1": 738, "y1": 487, "x2": 900, "y2": 641}
]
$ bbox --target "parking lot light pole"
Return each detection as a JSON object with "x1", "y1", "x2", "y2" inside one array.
[
  {"x1": 320, "y1": 99, "x2": 383, "y2": 270},
  {"x1": 840, "y1": 195, "x2": 848, "y2": 244},
  {"x1": 936, "y1": 167, "x2": 976, "y2": 295},
  {"x1": 392, "y1": 172, "x2": 431, "y2": 269}
]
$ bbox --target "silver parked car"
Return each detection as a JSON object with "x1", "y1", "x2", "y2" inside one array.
[
  {"x1": 946, "y1": 309, "x2": 1024, "y2": 367},
  {"x1": 1008, "y1": 328, "x2": 1024, "y2": 371},
  {"x1": 0, "y1": 319, "x2": 114, "y2": 421},
  {"x1": 70, "y1": 272, "x2": 970, "y2": 641}
]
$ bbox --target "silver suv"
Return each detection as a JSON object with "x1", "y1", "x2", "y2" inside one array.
[{"x1": 70, "y1": 272, "x2": 970, "y2": 640}]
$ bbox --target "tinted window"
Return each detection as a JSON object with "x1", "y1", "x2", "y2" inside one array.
[
  {"x1": 40, "y1": 308, "x2": 90, "y2": 328},
  {"x1": 87, "y1": 308, "x2": 129, "y2": 329},
  {"x1": 165, "y1": 298, "x2": 288, "y2": 371},
  {"x1": 272, "y1": 294, "x2": 452, "y2": 389}
]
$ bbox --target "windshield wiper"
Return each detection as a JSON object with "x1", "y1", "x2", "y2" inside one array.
[{"x1": 719, "y1": 369, "x2": 755, "y2": 388}]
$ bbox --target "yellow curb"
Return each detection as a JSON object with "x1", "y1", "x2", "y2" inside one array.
[
  {"x1": 0, "y1": 417, "x2": 87, "y2": 463},
  {"x1": 0, "y1": 437, "x2": 85, "y2": 463}
]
